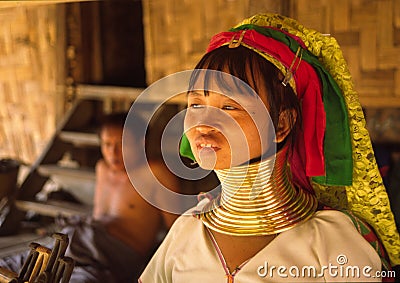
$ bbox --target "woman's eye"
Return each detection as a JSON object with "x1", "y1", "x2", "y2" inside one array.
[
  {"x1": 222, "y1": 105, "x2": 237, "y2": 110},
  {"x1": 189, "y1": 104, "x2": 204, "y2": 109}
]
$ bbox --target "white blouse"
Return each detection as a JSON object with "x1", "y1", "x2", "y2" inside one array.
[{"x1": 139, "y1": 209, "x2": 381, "y2": 282}]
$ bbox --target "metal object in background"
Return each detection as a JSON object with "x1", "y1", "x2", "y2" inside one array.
[{"x1": 0, "y1": 233, "x2": 74, "y2": 283}]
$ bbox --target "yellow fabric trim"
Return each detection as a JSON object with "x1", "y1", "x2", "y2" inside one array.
[{"x1": 238, "y1": 13, "x2": 400, "y2": 265}]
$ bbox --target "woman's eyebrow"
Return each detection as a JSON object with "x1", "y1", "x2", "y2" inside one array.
[{"x1": 187, "y1": 91, "x2": 205, "y2": 97}]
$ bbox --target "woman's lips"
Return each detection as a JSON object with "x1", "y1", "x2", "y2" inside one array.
[
  {"x1": 197, "y1": 143, "x2": 220, "y2": 151},
  {"x1": 195, "y1": 138, "x2": 221, "y2": 152}
]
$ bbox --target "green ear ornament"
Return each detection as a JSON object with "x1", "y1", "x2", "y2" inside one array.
[{"x1": 180, "y1": 133, "x2": 196, "y2": 161}]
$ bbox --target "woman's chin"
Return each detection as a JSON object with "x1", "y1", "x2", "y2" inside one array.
[{"x1": 197, "y1": 159, "x2": 231, "y2": 170}]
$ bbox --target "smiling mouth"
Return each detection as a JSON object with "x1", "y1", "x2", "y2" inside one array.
[{"x1": 197, "y1": 143, "x2": 220, "y2": 151}]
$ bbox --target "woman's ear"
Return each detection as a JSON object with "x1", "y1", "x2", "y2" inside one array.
[{"x1": 275, "y1": 109, "x2": 296, "y2": 143}]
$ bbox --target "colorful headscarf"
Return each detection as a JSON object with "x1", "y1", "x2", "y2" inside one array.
[{"x1": 180, "y1": 13, "x2": 400, "y2": 265}]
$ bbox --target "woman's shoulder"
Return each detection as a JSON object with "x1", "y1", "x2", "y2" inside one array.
[
  {"x1": 291, "y1": 209, "x2": 367, "y2": 239},
  {"x1": 305, "y1": 209, "x2": 368, "y2": 233},
  {"x1": 167, "y1": 195, "x2": 213, "y2": 230},
  {"x1": 277, "y1": 209, "x2": 380, "y2": 257},
  {"x1": 155, "y1": 208, "x2": 202, "y2": 247},
  {"x1": 168, "y1": 212, "x2": 203, "y2": 237},
  {"x1": 147, "y1": 212, "x2": 204, "y2": 263},
  {"x1": 310, "y1": 209, "x2": 356, "y2": 224},
  {"x1": 281, "y1": 209, "x2": 381, "y2": 265}
]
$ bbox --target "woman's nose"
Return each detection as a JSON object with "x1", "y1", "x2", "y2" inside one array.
[{"x1": 195, "y1": 125, "x2": 217, "y2": 135}]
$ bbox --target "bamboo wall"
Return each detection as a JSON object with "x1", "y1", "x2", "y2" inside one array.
[
  {"x1": 292, "y1": 0, "x2": 400, "y2": 107},
  {"x1": 0, "y1": 5, "x2": 64, "y2": 164},
  {"x1": 143, "y1": 0, "x2": 400, "y2": 106},
  {"x1": 142, "y1": 0, "x2": 287, "y2": 83}
]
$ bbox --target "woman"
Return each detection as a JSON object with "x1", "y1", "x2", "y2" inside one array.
[{"x1": 139, "y1": 13, "x2": 399, "y2": 282}]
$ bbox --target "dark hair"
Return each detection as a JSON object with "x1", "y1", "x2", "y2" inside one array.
[
  {"x1": 99, "y1": 112, "x2": 146, "y2": 141},
  {"x1": 100, "y1": 112, "x2": 128, "y2": 131},
  {"x1": 191, "y1": 45, "x2": 301, "y2": 146}
]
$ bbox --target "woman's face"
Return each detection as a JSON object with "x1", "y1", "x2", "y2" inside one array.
[{"x1": 184, "y1": 88, "x2": 274, "y2": 170}]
